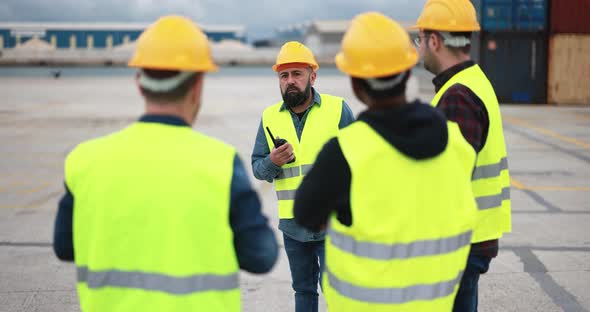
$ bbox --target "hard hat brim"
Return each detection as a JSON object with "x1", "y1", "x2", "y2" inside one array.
[
  {"x1": 128, "y1": 60, "x2": 219, "y2": 73},
  {"x1": 335, "y1": 51, "x2": 419, "y2": 79},
  {"x1": 411, "y1": 22, "x2": 481, "y2": 32},
  {"x1": 272, "y1": 62, "x2": 319, "y2": 72}
]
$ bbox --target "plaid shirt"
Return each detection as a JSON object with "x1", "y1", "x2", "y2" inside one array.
[{"x1": 433, "y1": 61, "x2": 498, "y2": 258}]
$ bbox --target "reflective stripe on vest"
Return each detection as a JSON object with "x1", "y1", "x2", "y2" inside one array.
[
  {"x1": 276, "y1": 189, "x2": 297, "y2": 200},
  {"x1": 472, "y1": 157, "x2": 508, "y2": 181},
  {"x1": 77, "y1": 266, "x2": 239, "y2": 295},
  {"x1": 301, "y1": 164, "x2": 314, "y2": 175},
  {"x1": 328, "y1": 228, "x2": 472, "y2": 260},
  {"x1": 327, "y1": 269, "x2": 464, "y2": 304},
  {"x1": 276, "y1": 167, "x2": 300, "y2": 180},
  {"x1": 431, "y1": 64, "x2": 512, "y2": 242},
  {"x1": 476, "y1": 187, "x2": 510, "y2": 210},
  {"x1": 275, "y1": 164, "x2": 314, "y2": 180},
  {"x1": 262, "y1": 93, "x2": 343, "y2": 219}
]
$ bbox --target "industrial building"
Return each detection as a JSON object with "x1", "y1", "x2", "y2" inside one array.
[
  {"x1": 275, "y1": 20, "x2": 418, "y2": 61},
  {"x1": 304, "y1": 20, "x2": 349, "y2": 60},
  {"x1": 0, "y1": 22, "x2": 246, "y2": 50},
  {"x1": 274, "y1": 24, "x2": 308, "y2": 47}
]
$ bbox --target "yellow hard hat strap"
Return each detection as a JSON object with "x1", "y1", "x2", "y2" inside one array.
[
  {"x1": 421, "y1": 30, "x2": 472, "y2": 48},
  {"x1": 438, "y1": 31, "x2": 472, "y2": 48}
]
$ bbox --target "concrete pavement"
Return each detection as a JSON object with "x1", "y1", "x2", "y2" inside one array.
[{"x1": 0, "y1": 72, "x2": 588, "y2": 311}]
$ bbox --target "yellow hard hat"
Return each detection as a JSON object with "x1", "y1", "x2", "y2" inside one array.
[
  {"x1": 128, "y1": 15, "x2": 218, "y2": 72},
  {"x1": 413, "y1": 0, "x2": 481, "y2": 32},
  {"x1": 335, "y1": 12, "x2": 419, "y2": 78},
  {"x1": 272, "y1": 41, "x2": 319, "y2": 72}
]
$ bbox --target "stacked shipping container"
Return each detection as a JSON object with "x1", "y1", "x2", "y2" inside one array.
[
  {"x1": 547, "y1": 0, "x2": 590, "y2": 104},
  {"x1": 471, "y1": 0, "x2": 548, "y2": 104}
]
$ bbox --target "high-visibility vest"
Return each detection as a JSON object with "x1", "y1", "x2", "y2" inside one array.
[
  {"x1": 431, "y1": 64, "x2": 512, "y2": 243},
  {"x1": 325, "y1": 120, "x2": 477, "y2": 312},
  {"x1": 261, "y1": 94, "x2": 343, "y2": 219},
  {"x1": 66, "y1": 122, "x2": 240, "y2": 312}
]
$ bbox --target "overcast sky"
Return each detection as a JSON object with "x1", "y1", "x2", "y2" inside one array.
[{"x1": 0, "y1": 0, "x2": 427, "y2": 40}]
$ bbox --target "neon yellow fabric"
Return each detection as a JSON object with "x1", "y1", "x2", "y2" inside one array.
[
  {"x1": 66, "y1": 122, "x2": 239, "y2": 312},
  {"x1": 432, "y1": 64, "x2": 512, "y2": 243},
  {"x1": 325, "y1": 121, "x2": 477, "y2": 311},
  {"x1": 261, "y1": 94, "x2": 342, "y2": 219}
]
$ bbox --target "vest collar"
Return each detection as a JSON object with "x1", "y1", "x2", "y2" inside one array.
[
  {"x1": 138, "y1": 114, "x2": 190, "y2": 127},
  {"x1": 432, "y1": 61, "x2": 475, "y2": 93},
  {"x1": 279, "y1": 87, "x2": 321, "y2": 112}
]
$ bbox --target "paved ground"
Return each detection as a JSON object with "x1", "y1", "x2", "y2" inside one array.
[{"x1": 0, "y1": 71, "x2": 589, "y2": 312}]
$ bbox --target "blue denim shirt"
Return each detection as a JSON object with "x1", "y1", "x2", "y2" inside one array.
[
  {"x1": 251, "y1": 88, "x2": 355, "y2": 242},
  {"x1": 54, "y1": 115, "x2": 278, "y2": 274}
]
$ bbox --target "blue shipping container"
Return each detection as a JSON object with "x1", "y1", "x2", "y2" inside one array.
[
  {"x1": 472, "y1": 0, "x2": 547, "y2": 32},
  {"x1": 476, "y1": 32, "x2": 547, "y2": 103},
  {"x1": 514, "y1": 0, "x2": 547, "y2": 31}
]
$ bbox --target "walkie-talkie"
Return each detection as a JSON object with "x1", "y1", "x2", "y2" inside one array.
[{"x1": 266, "y1": 126, "x2": 295, "y2": 164}]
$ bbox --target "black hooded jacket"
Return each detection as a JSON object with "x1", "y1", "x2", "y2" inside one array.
[{"x1": 293, "y1": 100, "x2": 453, "y2": 231}]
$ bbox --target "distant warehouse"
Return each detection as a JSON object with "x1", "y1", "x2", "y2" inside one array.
[
  {"x1": 274, "y1": 20, "x2": 417, "y2": 62},
  {"x1": 0, "y1": 22, "x2": 246, "y2": 49}
]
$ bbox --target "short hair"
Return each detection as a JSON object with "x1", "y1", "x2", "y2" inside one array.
[
  {"x1": 140, "y1": 69, "x2": 200, "y2": 103},
  {"x1": 353, "y1": 71, "x2": 411, "y2": 100}
]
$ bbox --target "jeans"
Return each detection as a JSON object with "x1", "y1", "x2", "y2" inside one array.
[
  {"x1": 283, "y1": 234, "x2": 325, "y2": 312},
  {"x1": 453, "y1": 254, "x2": 492, "y2": 312}
]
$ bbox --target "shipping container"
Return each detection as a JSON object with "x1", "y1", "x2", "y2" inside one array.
[
  {"x1": 550, "y1": 0, "x2": 590, "y2": 34},
  {"x1": 514, "y1": 0, "x2": 547, "y2": 31},
  {"x1": 478, "y1": 0, "x2": 513, "y2": 31},
  {"x1": 548, "y1": 34, "x2": 590, "y2": 104},
  {"x1": 476, "y1": 32, "x2": 547, "y2": 103},
  {"x1": 472, "y1": 0, "x2": 547, "y2": 32}
]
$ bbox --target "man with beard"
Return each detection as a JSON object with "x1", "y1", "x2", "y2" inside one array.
[
  {"x1": 251, "y1": 41, "x2": 354, "y2": 312},
  {"x1": 413, "y1": 0, "x2": 512, "y2": 311}
]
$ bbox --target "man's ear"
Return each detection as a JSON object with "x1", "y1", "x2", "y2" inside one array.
[
  {"x1": 429, "y1": 33, "x2": 442, "y2": 52},
  {"x1": 190, "y1": 74, "x2": 204, "y2": 102}
]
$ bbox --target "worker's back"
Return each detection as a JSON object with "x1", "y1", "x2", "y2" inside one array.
[
  {"x1": 324, "y1": 119, "x2": 477, "y2": 312},
  {"x1": 66, "y1": 121, "x2": 240, "y2": 311}
]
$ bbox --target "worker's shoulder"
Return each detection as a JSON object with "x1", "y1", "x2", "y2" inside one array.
[
  {"x1": 318, "y1": 92, "x2": 344, "y2": 103},
  {"x1": 186, "y1": 130, "x2": 237, "y2": 154},
  {"x1": 337, "y1": 120, "x2": 366, "y2": 137},
  {"x1": 318, "y1": 92, "x2": 346, "y2": 105},
  {"x1": 264, "y1": 101, "x2": 284, "y2": 111},
  {"x1": 66, "y1": 129, "x2": 122, "y2": 159},
  {"x1": 440, "y1": 83, "x2": 484, "y2": 105},
  {"x1": 261, "y1": 101, "x2": 286, "y2": 122},
  {"x1": 444, "y1": 82, "x2": 474, "y2": 96}
]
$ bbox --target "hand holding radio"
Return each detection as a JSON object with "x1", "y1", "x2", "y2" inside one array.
[{"x1": 266, "y1": 127, "x2": 296, "y2": 166}]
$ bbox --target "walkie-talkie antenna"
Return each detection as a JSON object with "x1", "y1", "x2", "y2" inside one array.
[{"x1": 265, "y1": 126, "x2": 278, "y2": 147}]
